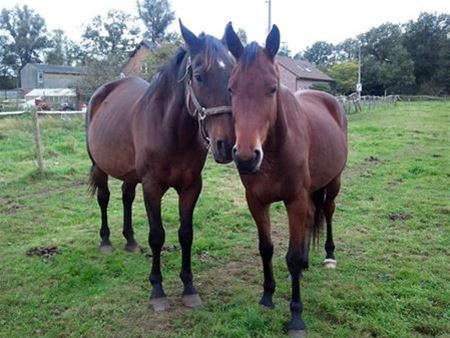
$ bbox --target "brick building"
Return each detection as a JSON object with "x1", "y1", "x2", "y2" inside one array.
[{"x1": 122, "y1": 40, "x2": 159, "y2": 77}]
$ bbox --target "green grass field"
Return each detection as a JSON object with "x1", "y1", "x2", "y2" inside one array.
[{"x1": 0, "y1": 102, "x2": 449, "y2": 337}]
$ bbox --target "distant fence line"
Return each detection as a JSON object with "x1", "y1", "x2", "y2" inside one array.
[
  {"x1": 0, "y1": 110, "x2": 85, "y2": 117},
  {"x1": 337, "y1": 94, "x2": 448, "y2": 113}
]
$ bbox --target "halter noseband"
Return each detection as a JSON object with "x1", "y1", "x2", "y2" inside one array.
[{"x1": 183, "y1": 56, "x2": 232, "y2": 148}]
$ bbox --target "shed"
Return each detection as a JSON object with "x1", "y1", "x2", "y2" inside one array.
[
  {"x1": 25, "y1": 88, "x2": 78, "y2": 110},
  {"x1": 21, "y1": 63, "x2": 85, "y2": 94},
  {"x1": 276, "y1": 56, "x2": 334, "y2": 91}
]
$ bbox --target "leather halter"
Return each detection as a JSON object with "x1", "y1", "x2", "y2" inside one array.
[{"x1": 183, "y1": 56, "x2": 232, "y2": 148}]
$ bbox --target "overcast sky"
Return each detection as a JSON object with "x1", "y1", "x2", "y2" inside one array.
[{"x1": 1, "y1": 0, "x2": 449, "y2": 53}]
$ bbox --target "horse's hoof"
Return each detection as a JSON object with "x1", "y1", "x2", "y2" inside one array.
[
  {"x1": 288, "y1": 329, "x2": 307, "y2": 338},
  {"x1": 324, "y1": 258, "x2": 337, "y2": 269},
  {"x1": 182, "y1": 293, "x2": 202, "y2": 308},
  {"x1": 259, "y1": 297, "x2": 275, "y2": 309},
  {"x1": 124, "y1": 243, "x2": 140, "y2": 252},
  {"x1": 99, "y1": 244, "x2": 114, "y2": 254},
  {"x1": 150, "y1": 297, "x2": 168, "y2": 312}
]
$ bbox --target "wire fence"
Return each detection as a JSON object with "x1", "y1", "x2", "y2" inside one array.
[{"x1": 337, "y1": 94, "x2": 448, "y2": 113}]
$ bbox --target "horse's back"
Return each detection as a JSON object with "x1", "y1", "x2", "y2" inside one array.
[
  {"x1": 294, "y1": 90, "x2": 348, "y2": 190},
  {"x1": 87, "y1": 77, "x2": 149, "y2": 181}
]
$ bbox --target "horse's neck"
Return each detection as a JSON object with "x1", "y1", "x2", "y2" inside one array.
[{"x1": 267, "y1": 87, "x2": 308, "y2": 154}]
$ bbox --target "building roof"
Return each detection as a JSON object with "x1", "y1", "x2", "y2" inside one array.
[
  {"x1": 128, "y1": 40, "x2": 160, "y2": 58},
  {"x1": 28, "y1": 63, "x2": 85, "y2": 75},
  {"x1": 25, "y1": 88, "x2": 76, "y2": 98},
  {"x1": 276, "y1": 56, "x2": 334, "y2": 82}
]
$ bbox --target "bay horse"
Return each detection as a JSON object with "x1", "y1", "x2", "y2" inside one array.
[
  {"x1": 225, "y1": 24, "x2": 348, "y2": 336},
  {"x1": 86, "y1": 21, "x2": 235, "y2": 311}
]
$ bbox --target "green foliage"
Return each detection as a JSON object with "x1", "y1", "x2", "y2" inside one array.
[
  {"x1": 380, "y1": 44, "x2": 415, "y2": 94},
  {"x1": 0, "y1": 102, "x2": 449, "y2": 337},
  {"x1": 81, "y1": 10, "x2": 140, "y2": 64},
  {"x1": 137, "y1": 0, "x2": 175, "y2": 43},
  {"x1": 45, "y1": 29, "x2": 81, "y2": 67},
  {"x1": 73, "y1": 56, "x2": 123, "y2": 103},
  {"x1": 236, "y1": 28, "x2": 248, "y2": 45},
  {"x1": 403, "y1": 12, "x2": 450, "y2": 94},
  {"x1": 277, "y1": 41, "x2": 291, "y2": 57},
  {"x1": 303, "y1": 41, "x2": 334, "y2": 64},
  {"x1": 309, "y1": 82, "x2": 333, "y2": 94},
  {"x1": 297, "y1": 12, "x2": 449, "y2": 96},
  {"x1": 142, "y1": 42, "x2": 180, "y2": 80},
  {"x1": 327, "y1": 61, "x2": 358, "y2": 95},
  {"x1": 0, "y1": 5, "x2": 50, "y2": 78}
]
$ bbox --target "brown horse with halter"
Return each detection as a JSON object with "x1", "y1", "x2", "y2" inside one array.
[
  {"x1": 86, "y1": 21, "x2": 235, "y2": 311},
  {"x1": 225, "y1": 24, "x2": 348, "y2": 336}
]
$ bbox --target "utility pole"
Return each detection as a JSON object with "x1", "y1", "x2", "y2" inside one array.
[
  {"x1": 357, "y1": 43, "x2": 362, "y2": 100},
  {"x1": 267, "y1": 0, "x2": 272, "y2": 34}
]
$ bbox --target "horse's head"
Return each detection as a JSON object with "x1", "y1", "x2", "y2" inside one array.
[
  {"x1": 225, "y1": 23, "x2": 280, "y2": 174},
  {"x1": 180, "y1": 21, "x2": 235, "y2": 164}
]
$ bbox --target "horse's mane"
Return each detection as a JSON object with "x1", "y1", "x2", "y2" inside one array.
[{"x1": 242, "y1": 42, "x2": 262, "y2": 68}]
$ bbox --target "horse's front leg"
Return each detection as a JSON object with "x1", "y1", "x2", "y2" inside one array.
[
  {"x1": 142, "y1": 179, "x2": 168, "y2": 312},
  {"x1": 284, "y1": 190, "x2": 313, "y2": 336},
  {"x1": 121, "y1": 182, "x2": 139, "y2": 252},
  {"x1": 247, "y1": 192, "x2": 275, "y2": 308},
  {"x1": 176, "y1": 176, "x2": 203, "y2": 308}
]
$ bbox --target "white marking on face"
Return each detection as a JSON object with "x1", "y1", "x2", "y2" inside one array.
[{"x1": 217, "y1": 59, "x2": 226, "y2": 69}]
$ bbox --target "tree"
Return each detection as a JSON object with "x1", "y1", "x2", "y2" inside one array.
[
  {"x1": 142, "y1": 42, "x2": 180, "y2": 80},
  {"x1": 403, "y1": 12, "x2": 450, "y2": 94},
  {"x1": 82, "y1": 10, "x2": 140, "y2": 63},
  {"x1": 334, "y1": 38, "x2": 359, "y2": 62},
  {"x1": 358, "y1": 23, "x2": 402, "y2": 62},
  {"x1": 236, "y1": 28, "x2": 248, "y2": 45},
  {"x1": 137, "y1": 0, "x2": 175, "y2": 43},
  {"x1": 327, "y1": 61, "x2": 358, "y2": 95},
  {"x1": 380, "y1": 44, "x2": 415, "y2": 94},
  {"x1": 73, "y1": 55, "x2": 123, "y2": 103},
  {"x1": 0, "y1": 5, "x2": 50, "y2": 79},
  {"x1": 303, "y1": 41, "x2": 334, "y2": 65},
  {"x1": 278, "y1": 41, "x2": 291, "y2": 57},
  {"x1": 358, "y1": 23, "x2": 414, "y2": 95},
  {"x1": 45, "y1": 29, "x2": 81, "y2": 66}
]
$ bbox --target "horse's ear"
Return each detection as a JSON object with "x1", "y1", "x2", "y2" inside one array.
[
  {"x1": 265, "y1": 24, "x2": 280, "y2": 60},
  {"x1": 225, "y1": 22, "x2": 243, "y2": 60},
  {"x1": 179, "y1": 19, "x2": 200, "y2": 54}
]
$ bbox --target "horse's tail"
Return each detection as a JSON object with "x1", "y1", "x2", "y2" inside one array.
[
  {"x1": 88, "y1": 164, "x2": 98, "y2": 197},
  {"x1": 311, "y1": 188, "x2": 326, "y2": 248}
]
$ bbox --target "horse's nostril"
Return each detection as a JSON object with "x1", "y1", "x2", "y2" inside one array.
[
  {"x1": 254, "y1": 149, "x2": 261, "y2": 161},
  {"x1": 217, "y1": 140, "x2": 224, "y2": 150}
]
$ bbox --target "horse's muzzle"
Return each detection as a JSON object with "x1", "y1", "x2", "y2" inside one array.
[
  {"x1": 212, "y1": 139, "x2": 234, "y2": 164},
  {"x1": 232, "y1": 147, "x2": 262, "y2": 174}
]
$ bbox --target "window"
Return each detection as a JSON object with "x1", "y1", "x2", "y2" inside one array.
[{"x1": 37, "y1": 71, "x2": 44, "y2": 84}]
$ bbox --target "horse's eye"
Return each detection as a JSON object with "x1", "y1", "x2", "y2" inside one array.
[
  {"x1": 269, "y1": 86, "x2": 277, "y2": 95},
  {"x1": 194, "y1": 74, "x2": 203, "y2": 82}
]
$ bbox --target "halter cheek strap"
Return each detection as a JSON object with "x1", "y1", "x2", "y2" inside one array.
[{"x1": 183, "y1": 57, "x2": 232, "y2": 148}]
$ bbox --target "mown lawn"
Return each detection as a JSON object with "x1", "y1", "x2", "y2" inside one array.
[{"x1": 0, "y1": 101, "x2": 449, "y2": 337}]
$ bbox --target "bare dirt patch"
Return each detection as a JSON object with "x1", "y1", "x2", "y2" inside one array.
[
  {"x1": 388, "y1": 213, "x2": 412, "y2": 221},
  {"x1": 26, "y1": 246, "x2": 60, "y2": 261}
]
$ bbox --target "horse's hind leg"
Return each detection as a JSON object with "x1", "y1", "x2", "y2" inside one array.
[
  {"x1": 323, "y1": 175, "x2": 341, "y2": 269},
  {"x1": 122, "y1": 182, "x2": 139, "y2": 252},
  {"x1": 177, "y1": 176, "x2": 202, "y2": 308},
  {"x1": 92, "y1": 166, "x2": 113, "y2": 253}
]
